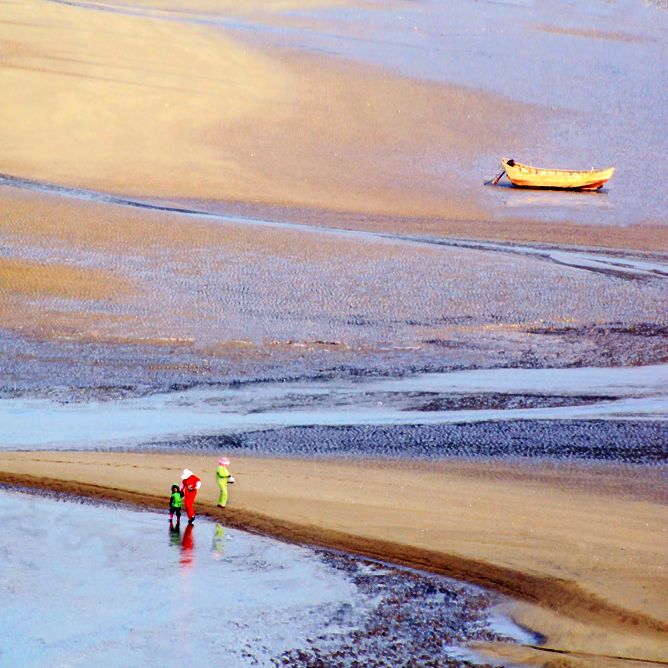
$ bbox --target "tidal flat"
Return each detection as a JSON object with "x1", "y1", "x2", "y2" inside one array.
[
  {"x1": 1, "y1": 0, "x2": 667, "y2": 665},
  {"x1": 0, "y1": 489, "x2": 534, "y2": 667}
]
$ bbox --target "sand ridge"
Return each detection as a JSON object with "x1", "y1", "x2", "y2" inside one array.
[{"x1": 1, "y1": 452, "x2": 666, "y2": 665}]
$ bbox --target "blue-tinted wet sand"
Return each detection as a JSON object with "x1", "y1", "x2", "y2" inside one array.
[
  {"x1": 0, "y1": 489, "x2": 534, "y2": 667},
  {"x1": 3, "y1": 365, "x2": 666, "y2": 465}
]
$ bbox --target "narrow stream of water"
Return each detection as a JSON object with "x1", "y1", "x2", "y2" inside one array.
[{"x1": 2, "y1": 365, "x2": 666, "y2": 449}]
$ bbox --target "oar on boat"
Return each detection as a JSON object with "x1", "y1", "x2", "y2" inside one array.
[{"x1": 485, "y1": 170, "x2": 506, "y2": 186}]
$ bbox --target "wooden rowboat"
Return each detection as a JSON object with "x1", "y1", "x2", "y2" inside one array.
[{"x1": 500, "y1": 158, "x2": 615, "y2": 190}]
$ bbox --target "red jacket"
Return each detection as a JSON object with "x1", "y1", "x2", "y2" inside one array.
[{"x1": 181, "y1": 474, "x2": 201, "y2": 494}]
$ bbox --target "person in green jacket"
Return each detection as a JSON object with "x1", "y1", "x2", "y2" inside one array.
[
  {"x1": 216, "y1": 457, "x2": 234, "y2": 508},
  {"x1": 169, "y1": 483, "x2": 183, "y2": 525}
]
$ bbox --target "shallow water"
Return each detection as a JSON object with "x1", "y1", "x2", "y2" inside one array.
[
  {"x1": 0, "y1": 489, "x2": 523, "y2": 666},
  {"x1": 0, "y1": 491, "x2": 361, "y2": 666},
  {"x1": 2, "y1": 364, "x2": 666, "y2": 449}
]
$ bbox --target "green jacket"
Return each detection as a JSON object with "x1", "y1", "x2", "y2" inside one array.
[
  {"x1": 170, "y1": 491, "x2": 183, "y2": 508},
  {"x1": 216, "y1": 465, "x2": 230, "y2": 480}
]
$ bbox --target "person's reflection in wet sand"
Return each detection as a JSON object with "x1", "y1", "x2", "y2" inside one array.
[
  {"x1": 180, "y1": 523, "x2": 195, "y2": 569},
  {"x1": 169, "y1": 521, "x2": 181, "y2": 548},
  {"x1": 211, "y1": 523, "x2": 225, "y2": 561}
]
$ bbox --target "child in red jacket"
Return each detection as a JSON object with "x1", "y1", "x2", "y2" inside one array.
[{"x1": 180, "y1": 469, "x2": 201, "y2": 524}]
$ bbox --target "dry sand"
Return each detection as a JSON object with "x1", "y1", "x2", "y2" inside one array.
[{"x1": 0, "y1": 452, "x2": 666, "y2": 665}]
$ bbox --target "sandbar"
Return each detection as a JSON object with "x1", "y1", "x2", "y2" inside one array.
[{"x1": 1, "y1": 451, "x2": 666, "y2": 665}]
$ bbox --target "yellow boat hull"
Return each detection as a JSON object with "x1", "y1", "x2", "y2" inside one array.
[{"x1": 502, "y1": 159, "x2": 615, "y2": 190}]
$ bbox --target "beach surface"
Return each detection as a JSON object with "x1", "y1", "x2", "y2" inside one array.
[
  {"x1": 2, "y1": 452, "x2": 666, "y2": 665},
  {"x1": 2, "y1": 0, "x2": 668, "y2": 234},
  {"x1": 4, "y1": 488, "x2": 522, "y2": 666},
  {"x1": 2, "y1": 0, "x2": 668, "y2": 665}
]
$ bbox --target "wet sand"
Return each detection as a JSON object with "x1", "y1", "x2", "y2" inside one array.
[
  {"x1": 0, "y1": 0, "x2": 528, "y2": 220},
  {"x1": 2, "y1": 188, "x2": 667, "y2": 395},
  {"x1": 1, "y1": 452, "x2": 666, "y2": 665},
  {"x1": 3, "y1": 488, "x2": 520, "y2": 666},
  {"x1": 2, "y1": 0, "x2": 668, "y2": 237},
  {"x1": 2, "y1": 0, "x2": 667, "y2": 665}
]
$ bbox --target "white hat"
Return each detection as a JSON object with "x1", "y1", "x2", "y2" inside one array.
[{"x1": 181, "y1": 468, "x2": 193, "y2": 479}]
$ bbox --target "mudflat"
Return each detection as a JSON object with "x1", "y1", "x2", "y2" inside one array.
[
  {"x1": 3, "y1": 0, "x2": 668, "y2": 239},
  {"x1": 2, "y1": 0, "x2": 667, "y2": 665},
  {"x1": 2, "y1": 189, "x2": 667, "y2": 395},
  {"x1": 1, "y1": 452, "x2": 666, "y2": 665}
]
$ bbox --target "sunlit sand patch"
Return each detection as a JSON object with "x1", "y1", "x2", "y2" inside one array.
[
  {"x1": 59, "y1": 0, "x2": 351, "y2": 15},
  {"x1": 0, "y1": 0, "x2": 289, "y2": 191},
  {"x1": 0, "y1": 0, "x2": 545, "y2": 221},
  {"x1": 0, "y1": 257, "x2": 132, "y2": 301},
  {"x1": 0, "y1": 256, "x2": 137, "y2": 337}
]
